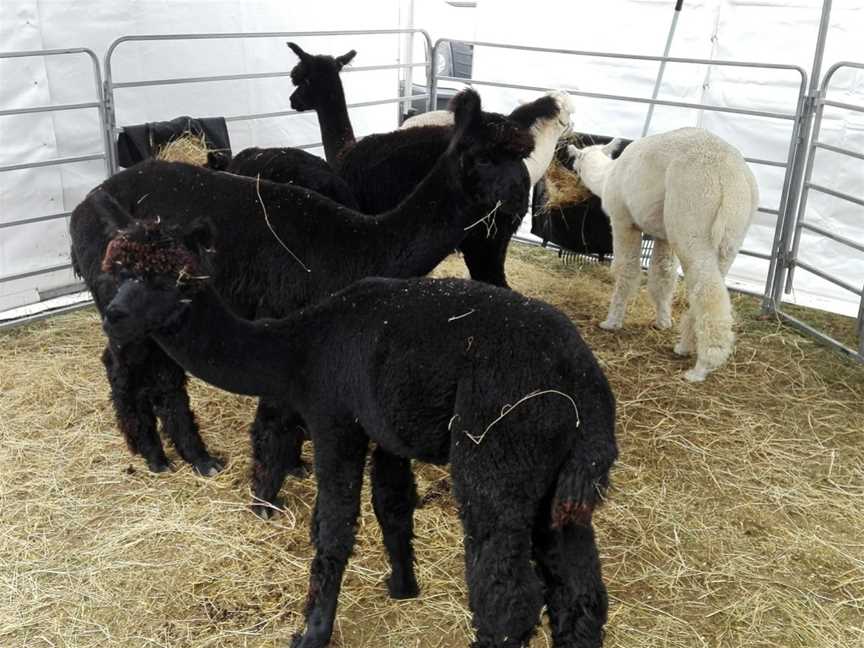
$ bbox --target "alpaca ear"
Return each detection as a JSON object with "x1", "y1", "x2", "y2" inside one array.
[
  {"x1": 566, "y1": 144, "x2": 583, "y2": 169},
  {"x1": 287, "y1": 42, "x2": 309, "y2": 61},
  {"x1": 601, "y1": 138, "x2": 624, "y2": 157},
  {"x1": 88, "y1": 189, "x2": 130, "y2": 238},
  {"x1": 508, "y1": 94, "x2": 559, "y2": 129},
  {"x1": 447, "y1": 89, "x2": 482, "y2": 153},
  {"x1": 335, "y1": 49, "x2": 356, "y2": 69},
  {"x1": 182, "y1": 218, "x2": 216, "y2": 256}
]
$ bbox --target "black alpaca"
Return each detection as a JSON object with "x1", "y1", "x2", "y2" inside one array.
[
  {"x1": 100, "y1": 217, "x2": 618, "y2": 648},
  {"x1": 278, "y1": 42, "x2": 565, "y2": 287},
  {"x1": 70, "y1": 90, "x2": 534, "y2": 494},
  {"x1": 227, "y1": 146, "x2": 358, "y2": 209}
]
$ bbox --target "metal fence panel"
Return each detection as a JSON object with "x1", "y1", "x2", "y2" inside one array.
[
  {"x1": 773, "y1": 61, "x2": 864, "y2": 362},
  {"x1": 0, "y1": 48, "x2": 110, "y2": 289},
  {"x1": 429, "y1": 38, "x2": 809, "y2": 281},
  {"x1": 103, "y1": 29, "x2": 433, "y2": 172}
]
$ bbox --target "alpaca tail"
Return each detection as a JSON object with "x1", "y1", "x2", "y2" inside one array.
[
  {"x1": 550, "y1": 390, "x2": 617, "y2": 529},
  {"x1": 709, "y1": 164, "x2": 758, "y2": 254}
]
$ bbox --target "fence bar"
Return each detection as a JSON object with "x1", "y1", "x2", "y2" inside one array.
[
  {"x1": 801, "y1": 221, "x2": 864, "y2": 254},
  {"x1": 776, "y1": 310, "x2": 863, "y2": 363},
  {"x1": 793, "y1": 259, "x2": 862, "y2": 296},
  {"x1": 109, "y1": 62, "x2": 427, "y2": 90},
  {"x1": 0, "y1": 101, "x2": 101, "y2": 118},
  {"x1": 0, "y1": 153, "x2": 105, "y2": 174},
  {"x1": 0, "y1": 211, "x2": 71, "y2": 230},
  {"x1": 437, "y1": 75, "x2": 800, "y2": 121},
  {"x1": 0, "y1": 263, "x2": 74, "y2": 285},
  {"x1": 814, "y1": 141, "x2": 864, "y2": 162},
  {"x1": 821, "y1": 98, "x2": 864, "y2": 114},
  {"x1": 0, "y1": 300, "x2": 92, "y2": 331},
  {"x1": 221, "y1": 94, "x2": 428, "y2": 124},
  {"x1": 738, "y1": 249, "x2": 773, "y2": 260},
  {"x1": 805, "y1": 182, "x2": 864, "y2": 208},
  {"x1": 743, "y1": 157, "x2": 788, "y2": 168}
]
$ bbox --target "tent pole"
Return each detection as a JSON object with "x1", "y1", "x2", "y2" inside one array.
[{"x1": 642, "y1": 0, "x2": 683, "y2": 137}]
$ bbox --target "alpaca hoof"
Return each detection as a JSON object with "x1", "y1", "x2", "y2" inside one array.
[
  {"x1": 146, "y1": 458, "x2": 172, "y2": 473},
  {"x1": 673, "y1": 342, "x2": 692, "y2": 357},
  {"x1": 654, "y1": 317, "x2": 673, "y2": 330},
  {"x1": 193, "y1": 457, "x2": 224, "y2": 477},
  {"x1": 287, "y1": 461, "x2": 312, "y2": 479},
  {"x1": 684, "y1": 367, "x2": 708, "y2": 382},
  {"x1": 387, "y1": 574, "x2": 420, "y2": 600},
  {"x1": 251, "y1": 497, "x2": 283, "y2": 520},
  {"x1": 599, "y1": 319, "x2": 622, "y2": 331},
  {"x1": 291, "y1": 631, "x2": 327, "y2": 648}
]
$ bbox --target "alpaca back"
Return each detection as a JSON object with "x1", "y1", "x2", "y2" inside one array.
[
  {"x1": 339, "y1": 126, "x2": 450, "y2": 213},
  {"x1": 606, "y1": 127, "x2": 757, "y2": 251}
]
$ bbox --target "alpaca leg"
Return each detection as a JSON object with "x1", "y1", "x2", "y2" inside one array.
[
  {"x1": 460, "y1": 225, "x2": 511, "y2": 288},
  {"x1": 149, "y1": 349, "x2": 223, "y2": 476},
  {"x1": 673, "y1": 310, "x2": 696, "y2": 357},
  {"x1": 678, "y1": 257, "x2": 735, "y2": 382},
  {"x1": 102, "y1": 344, "x2": 170, "y2": 473},
  {"x1": 533, "y1": 508, "x2": 607, "y2": 648},
  {"x1": 371, "y1": 446, "x2": 419, "y2": 599},
  {"x1": 461, "y1": 516, "x2": 544, "y2": 647},
  {"x1": 647, "y1": 238, "x2": 677, "y2": 329},
  {"x1": 601, "y1": 222, "x2": 643, "y2": 330},
  {"x1": 249, "y1": 399, "x2": 307, "y2": 519},
  {"x1": 292, "y1": 426, "x2": 368, "y2": 648}
]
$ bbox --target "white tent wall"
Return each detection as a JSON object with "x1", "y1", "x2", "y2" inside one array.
[
  {"x1": 2, "y1": 0, "x2": 862, "y2": 319},
  {"x1": 0, "y1": 0, "x2": 405, "y2": 314},
  {"x1": 466, "y1": 0, "x2": 863, "y2": 317}
]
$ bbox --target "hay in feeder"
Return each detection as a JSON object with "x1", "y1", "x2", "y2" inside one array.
[
  {"x1": 540, "y1": 154, "x2": 594, "y2": 213},
  {"x1": 1, "y1": 245, "x2": 863, "y2": 647},
  {"x1": 154, "y1": 131, "x2": 212, "y2": 166}
]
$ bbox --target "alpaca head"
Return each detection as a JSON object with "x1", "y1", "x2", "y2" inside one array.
[
  {"x1": 100, "y1": 217, "x2": 215, "y2": 345},
  {"x1": 446, "y1": 89, "x2": 536, "y2": 216},
  {"x1": 567, "y1": 138, "x2": 624, "y2": 176},
  {"x1": 288, "y1": 42, "x2": 356, "y2": 112}
]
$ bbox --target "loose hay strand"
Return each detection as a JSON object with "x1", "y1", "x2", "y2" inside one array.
[{"x1": 256, "y1": 174, "x2": 311, "y2": 274}]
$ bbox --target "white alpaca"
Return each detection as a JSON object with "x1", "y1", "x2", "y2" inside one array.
[
  {"x1": 568, "y1": 127, "x2": 758, "y2": 382},
  {"x1": 401, "y1": 90, "x2": 574, "y2": 186}
]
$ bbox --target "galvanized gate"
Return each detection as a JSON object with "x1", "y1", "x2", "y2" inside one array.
[
  {"x1": 102, "y1": 29, "x2": 433, "y2": 172},
  {"x1": 768, "y1": 61, "x2": 864, "y2": 361},
  {"x1": 430, "y1": 38, "x2": 809, "y2": 281},
  {"x1": 0, "y1": 48, "x2": 111, "y2": 324}
]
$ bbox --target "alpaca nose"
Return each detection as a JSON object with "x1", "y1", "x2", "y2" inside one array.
[{"x1": 105, "y1": 305, "x2": 129, "y2": 324}]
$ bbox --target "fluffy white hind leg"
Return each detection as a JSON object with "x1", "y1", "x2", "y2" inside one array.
[
  {"x1": 601, "y1": 221, "x2": 643, "y2": 330},
  {"x1": 674, "y1": 310, "x2": 696, "y2": 356},
  {"x1": 647, "y1": 238, "x2": 677, "y2": 329},
  {"x1": 680, "y1": 260, "x2": 734, "y2": 382}
]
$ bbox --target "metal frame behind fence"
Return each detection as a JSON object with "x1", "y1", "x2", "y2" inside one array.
[
  {"x1": 771, "y1": 60, "x2": 864, "y2": 361},
  {"x1": 103, "y1": 29, "x2": 433, "y2": 172},
  {"x1": 429, "y1": 38, "x2": 809, "y2": 277},
  {"x1": 0, "y1": 48, "x2": 111, "y2": 288}
]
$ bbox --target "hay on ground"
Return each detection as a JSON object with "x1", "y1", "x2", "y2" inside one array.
[{"x1": 1, "y1": 245, "x2": 862, "y2": 647}]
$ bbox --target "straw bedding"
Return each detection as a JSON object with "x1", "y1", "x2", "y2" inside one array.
[{"x1": 1, "y1": 244, "x2": 862, "y2": 647}]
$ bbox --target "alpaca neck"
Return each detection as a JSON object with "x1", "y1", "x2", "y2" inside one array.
[
  {"x1": 315, "y1": 79, "x2": 355, "y2": 166},
  {"x1": 371, "y1": 153, "x2": 475, "y2": 277},
  {"x1": 525, "y1": 117, "x2": 568, "y2": 186},
  {"x1": 153, "y1": 288, "x2": 300, "y2": 399},
  {"x1": 579, "y1": 153, "x2": 614, "y2": 197}
]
